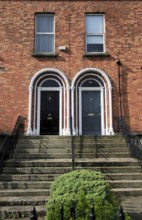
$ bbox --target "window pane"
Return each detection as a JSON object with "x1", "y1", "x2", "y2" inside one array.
[
  {"x1": 36, "y1": 15, "x2": 54, "y2": 32},
  {"x1": 87, "y1": 35, "x2": 103, "y2": 52},
  {"x1": 35, "y1": 34, "x2": 54, "y2": 53},
  {"x1": 86, "y1": 15, "x2": 104, "y2": 33},
  {"x1": 87, "y1": 35, "x2": 103, "y2": 44}
]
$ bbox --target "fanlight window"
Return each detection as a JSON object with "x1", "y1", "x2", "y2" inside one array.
[
  {"x1": 41, "y1": 79, "x2": 59, "y2": 87},
  {"x1": 81, "y1": 79, "x2": 100, "y2": 87}
]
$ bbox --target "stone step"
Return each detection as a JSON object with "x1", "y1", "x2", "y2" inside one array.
[
  {"x1": 5, "y1": 158, "x2": 140, "y2": 168},
  {"x1": 17, "y1": 144, "x2": 127, "y2": 150},
  {"x1": 18, "y1": 135, "x2": 125, "y2": 141},
  {"x1": 3, "y1": 165, "x2": 142, "y2": 175},
  {"x1": 0, "y1": 189, "x2": 50, "y2": 197},
  {"x1": 0, "y1": 174, "x2": 58, "y2": 181},
  {"x1": 113, "y1": 188, "x2": 142, "y2": 197},
  {"x1": 0, "y1": 196, "x2": 47, "y2": 206},
  {"x1": 77, "y1": 166, "x2": 142, "y2": 173},
  {"x1": 75, "y1": 158, "x2": 140, "y2": 167},
  {"x1": 17, "y1": 138, "x2": 126, "y2": 145},
  {"x1": 3, "y1": 166, "x2": 142, "y2": 175},
  {"x1": 0, "y1": 181, "x2": 52, "y2": 190},
  {"x1": 106, "y1": 173, "x2": 142, "y2": 180},
  {"x1": 15, "y1": 147, "x2": 129, "y2": 153},
  {"x1": 121, "y1": 196, "x2": 142, "y2": 215},
  {"x1": 2, "y1": 167, "x2": 72, "y2": 174},
  {"x1": 4, "y1": 217, "x2": 45, "y2": 220},
  {"x1": 22, "y1": 134, "x2": 124, "y2": 138},
  {"x1": 110, "y1": 180, "x2": 142, "y2": 188},
  {"x1": 12, "y1": 152, "x2": 132, "y2": 159},
  {"x1": 0, "y1": 205, "x2": 46, "y2": 219},
  {"x1": 5, "y1": 159, "x2": 72, "y2": 167},
  {"x1": 0, "y1": 166, "x2": 142, "y2": 176},
  {"x1": 17, "y1": 137, "x2": 127, "y2": 145},
  {"x1": 1, "y1": 173, "x2": 142, "y2": 182},
  {"x1": 0, "y1": 179, "x2": 142, "y2": 190}
]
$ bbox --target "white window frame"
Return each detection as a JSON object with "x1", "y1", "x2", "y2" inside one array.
[
  {"x1": 35, "y1": 14, "x2": 55, "y2": 54},
  {"x1": 85, "y1": 14, "x2": 105, "y2": 53}
]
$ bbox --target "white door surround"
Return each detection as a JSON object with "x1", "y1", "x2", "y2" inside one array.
[
  {"x1": 27, "y1": 67, "x2": 114, "y2": 136},
  {"x1": 27, "y1": 68, "x2": 70, "y2": 135},
  {"x1": 71, "y1": 68, "x2": 114, "y2": 135}
]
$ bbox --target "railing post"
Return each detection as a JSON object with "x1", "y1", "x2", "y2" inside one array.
[
  {"x1": 60, "y1": 205, "x2": 64, "y2": 220},
  {"x1": 70, "y1": 206, "x2": 76, "y2": 219},
  {"x1": 117, "y1": 206, "x2": 125, "y2": 220},
  {"x1": 30, "y1": 207, "x2": 38, "y2": 220},
  {"x1": 89, "y1": 205, "x2": 96, "y2": 220},
  {"x1": 70, "y1": 115, "x2": 74, "y2": 171}
]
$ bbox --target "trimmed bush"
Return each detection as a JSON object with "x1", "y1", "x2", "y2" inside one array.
[{"x1": 46, "y1": 169, "x2": 120, "y2": 220}]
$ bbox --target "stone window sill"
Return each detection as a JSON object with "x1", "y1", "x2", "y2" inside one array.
[
  {"x1": 83, "y1": 52, "x2": 109, "y2": 57},
  {"x1": 32, "y1": 52, "x2": 58, "y2": 57}
]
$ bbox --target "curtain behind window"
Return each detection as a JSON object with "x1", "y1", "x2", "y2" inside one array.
[{"x1": 35, "y1": 14, "x2": 54, "y2": 53}]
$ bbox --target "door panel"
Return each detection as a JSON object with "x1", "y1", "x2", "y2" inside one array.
[
  {"x1": 40, "y1": 91, "x2": 59, "y2": 135},
  {"x1": 82, "y1": 91, "x2": 101, "y2": 135}
]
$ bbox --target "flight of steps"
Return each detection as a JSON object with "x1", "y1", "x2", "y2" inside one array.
[{"x1": 0, "y1": 135, "x2": 142, "y2": 219}]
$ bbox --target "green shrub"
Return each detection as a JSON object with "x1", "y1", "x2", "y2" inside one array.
[{"x1": 46, "y1": 169, "x2": 121, "y2": 220}]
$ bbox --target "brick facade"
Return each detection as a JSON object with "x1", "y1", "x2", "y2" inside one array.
[{"x1": 0, "y1": 0, "x2": 142, "y2": 134}]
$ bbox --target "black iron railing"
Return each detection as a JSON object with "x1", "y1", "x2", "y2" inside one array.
[
  {"x1": 119, "y1": 116, "x2": 130, "y2": 139},
  {"x1": 70, "y1": 115, "x2": 75, "y2": 171},
  {"x1": 30, "y1": 205, "x2": 126, "y2": 220},
  {"x1": 118, "y1": 116, "x2": 142, "y2": 160},
  {"x1": 129, "y1": 134, "x2": 142, "y2": 160},
  {"x1": 0, "y1": 115, "x2": 26, "y2": 170},
  {"x1": 57, "y1": 205, "x2": 125, "y2": 220}
]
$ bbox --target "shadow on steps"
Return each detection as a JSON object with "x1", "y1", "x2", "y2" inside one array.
[{"x1": 129, "y1": 212, "x2": 142, "y2": 220}]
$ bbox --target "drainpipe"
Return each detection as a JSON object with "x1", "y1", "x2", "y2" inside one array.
[
  {"x1": 27, "y1": 85, "x2": 33, "y2": 135},
  {"x1": 116, "y1": 58, "x2": 123, "y2": 132}
]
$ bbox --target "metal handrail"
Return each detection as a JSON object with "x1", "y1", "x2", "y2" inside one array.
[
  {"x1": 0, "y1": 115, "x2": 26, "y2": 170},
  {"x1": 70, "y1": 115, "x2": 74, "y2": 171},
  {"x1": 120, "y1": 116, "x2": 142, "y2": 160},
  {"x1": 120, "y1": 116, "x2": 130, "y2": 138}
]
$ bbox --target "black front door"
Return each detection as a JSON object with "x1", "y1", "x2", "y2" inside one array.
[
  {"x1": 40, "y1": 91, "x2": 59, "y2": 135},
  {"x1": 82, "y1": 91, "x2": 101, "y2": 135}
]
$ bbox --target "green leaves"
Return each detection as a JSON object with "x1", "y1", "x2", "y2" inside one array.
[{"x1": 46, "y1": 170, "x2": 119, "y2": 220}]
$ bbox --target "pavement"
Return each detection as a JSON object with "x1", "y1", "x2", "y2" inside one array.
[{"x1": 121, "y1": 196, "x2": 142, "y2": 220}]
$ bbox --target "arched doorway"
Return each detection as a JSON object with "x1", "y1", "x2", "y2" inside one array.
[
  {"x1": 71, "y1": 68, "x2": 114, "y2": 135},
  {"x1": 27, "y1": 68, "x2": 70, "y2": 135}
]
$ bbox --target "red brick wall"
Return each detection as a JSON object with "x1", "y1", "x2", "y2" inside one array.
[{"x1": 0, "y1": 0, "x2": 142, "y2": 133}]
